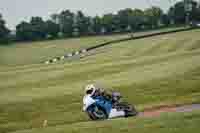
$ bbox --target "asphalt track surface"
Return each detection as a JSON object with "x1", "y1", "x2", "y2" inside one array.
[
  {"x1": 138, "y1": 104, "x2": 200, "y2": 118},
  {"x1": 45, "y1": 27, "x2": 199, "y2": 64}
]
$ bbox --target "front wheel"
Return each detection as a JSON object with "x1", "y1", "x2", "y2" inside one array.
[{"x1": 87, "y1": 105, "x2": 108, "y2": 120}]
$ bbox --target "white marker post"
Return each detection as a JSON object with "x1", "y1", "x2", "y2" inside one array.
[
  {"x1": 45, "y1": 61, "x2": 50, "y2": 64},
  {"x1": 53, "y1": 58, "x2": 57, "y2": 62},
  {"x1": 60, "y1": 56, "x2": 65, "y2": 60},
  {"x1": 68, "y1": 53, "x2": 73, "y2": 57},
  {"x1": 75, "y1": 51, "x2": 79, "y2": 55},
  {"x1": 81, "y1": 49, "x2": 87, "y2": 53}
]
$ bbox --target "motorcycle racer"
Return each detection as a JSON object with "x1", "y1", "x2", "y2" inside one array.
[{"x1": 83, "y1": 84, "x2": 126, "y2": 119}]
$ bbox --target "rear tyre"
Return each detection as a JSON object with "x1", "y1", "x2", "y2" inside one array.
[
  {"x1": 125, "y1": 105, "x2": 138, "y2": 117},
  {"x1": 115, "y1": 102, "x2": 138, "y2": 117}
]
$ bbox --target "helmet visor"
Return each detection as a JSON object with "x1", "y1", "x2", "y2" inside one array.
[{"x1": 86, "y1": 89, "x2": 94, "y2": 94}]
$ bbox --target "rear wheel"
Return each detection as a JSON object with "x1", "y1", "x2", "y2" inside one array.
[
  {"x1": 115, "y1": 102, "x2": 138, "y2": 117},
  {"x1": 126, "y1": 105, "x2": 138, "y2": 117}
]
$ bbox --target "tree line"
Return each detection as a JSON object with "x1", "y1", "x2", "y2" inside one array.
[{"x1": 0, "y1": 0, "x2": 200, "y2": 44}]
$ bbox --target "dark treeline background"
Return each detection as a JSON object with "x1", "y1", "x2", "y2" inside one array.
[{"x1": 1, "y1": 0, "x2": 200, "y2": 44}]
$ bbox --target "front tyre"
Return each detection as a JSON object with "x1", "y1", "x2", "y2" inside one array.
[{"x1": 87, "y1": 105, "x2": 108, "y2": 120}]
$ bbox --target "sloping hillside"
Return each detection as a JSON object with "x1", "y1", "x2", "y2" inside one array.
[{"x1": 0, "y1": 29, "x2": 200, "y2": 133}]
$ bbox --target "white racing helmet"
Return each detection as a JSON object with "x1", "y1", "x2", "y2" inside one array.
[{"x1": 84, "y1": 84, "x2": 97, "y2": 96}]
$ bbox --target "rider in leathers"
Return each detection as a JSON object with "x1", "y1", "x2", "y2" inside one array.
[{"x1": 83, "y1": 84, "x2": 125, "y2": 118}]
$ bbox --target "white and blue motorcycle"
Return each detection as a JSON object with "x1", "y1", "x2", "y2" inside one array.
[{"x1": 83, "y1": 92, "x2": 138, "y2": 120}]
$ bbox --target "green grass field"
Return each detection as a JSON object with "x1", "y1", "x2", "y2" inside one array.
[
  {"x1": 0, "y1": 26, "x2": 184, "y2": 67},
  {"x1": 0, "y1": 28, "x2": 200, "y2": 133}
]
